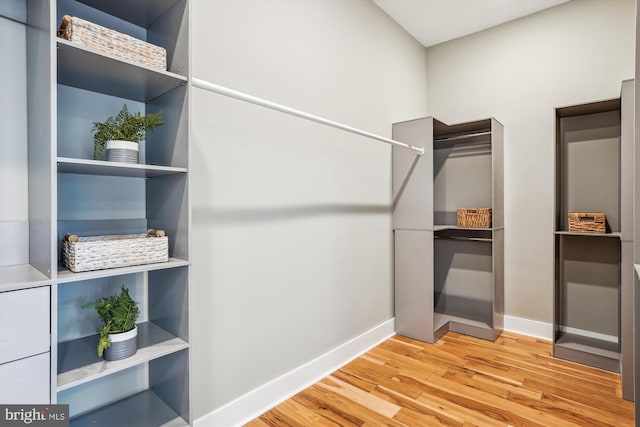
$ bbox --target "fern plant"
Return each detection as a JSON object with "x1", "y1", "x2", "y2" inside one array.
[
  {"x1": 92, "y1": 104, "x2": 164, "y2": 160},
  {"x1": 85, "y1": 286, "x2": 140, "y2": 357}
]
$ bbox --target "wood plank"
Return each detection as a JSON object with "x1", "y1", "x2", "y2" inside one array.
[
  {"x1": 292, "y1": 392, "x2": 361, "y2": 427},
  {"x1": 376, "y1": 383, "x2": 504, "y2": 427},
  {"x1": 424, "y1": 374, "x2": 583, "y2": 427},
  {"x1": 296, "y1": 385, "x2": 407, "y2": 426},
  {"x1": 256, "y1": 398, "x2": 332, "y2": 426},
  {"x1": 249, "y1": 332, "x2": 634, "y2": 426},
  {"x1": 540, "y1": 392, "x2": 633, "y2": 426},
  {"x1": 442, "y1": 367, "x2": 543, "y2": 400},
  {"x1": 317, "y1": 375, "x2": 401, "y2": 418},
  {"x1": 339, "y1": 358, "x2": 425, "y2": 400}
]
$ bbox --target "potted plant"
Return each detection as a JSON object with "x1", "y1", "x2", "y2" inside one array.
[
  {"x1": 92, "y1": 104, "x2": 164, "y2": 163},
  {"x1": 85, "y1": 286, "x2": 140, "y2": 360}
]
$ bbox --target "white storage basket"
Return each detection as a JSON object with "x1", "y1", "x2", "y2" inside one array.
[
  {"x1": 63, "y1": 229, "x2": 168, "y2": 273},
  {"x1": 58, "y1": 15, "x2": 167, "y2": 71}
]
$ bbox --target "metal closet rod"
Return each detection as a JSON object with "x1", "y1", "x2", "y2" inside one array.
[{"x1": 191, "y1": 78, "x2": 425, "y2": 156}]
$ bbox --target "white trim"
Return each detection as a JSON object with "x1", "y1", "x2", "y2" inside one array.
[
  {"x1": 503, "y1": 315, "x2": 553, "y2": 340},
  {"x1": 558, "y1": 325, "x2": 618, "y2": 343},
  {"x1": 503, "y1": 315, "x2": 619, "y2": 344},
  {"x1": 194, "y1": 318, "x2": 396, "y2": 427}
]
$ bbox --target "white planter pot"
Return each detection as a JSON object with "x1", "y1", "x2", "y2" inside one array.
[
  {"x1": 104, "y1": 325, "x2": 138, "y2": 361},
  {"x1": 106, "y1": 140, "x2": 139, "y2": 164}
]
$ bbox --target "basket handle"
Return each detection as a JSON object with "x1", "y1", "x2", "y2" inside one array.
[
  {"x1": 63, "y1": 233, "x2": 79, "y2": 242},
  {"x1": 58, "y1": 15, "x2": 72, "y2": 39},
  {"x1": 147, "y1": 229, "x2": 166, "y2": 237}
]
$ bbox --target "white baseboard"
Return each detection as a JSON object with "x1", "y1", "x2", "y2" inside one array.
[
  {"x1": 503, "y1": 315, "x2": 553, "y2": 341},
  {"x1": 194, "y1": 318, "x2": 396, "y2": 427},
  {"x1": 503, "y1": 315, "x2": 618, "y2": 344}
]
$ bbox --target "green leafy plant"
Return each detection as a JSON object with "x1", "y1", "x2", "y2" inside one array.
[
  {"x1": 92, "y1": 104, "x2": 164, "y2": 160},
  {"x1": 84, "y1": 286, "x2": 140, "y2": 357}
]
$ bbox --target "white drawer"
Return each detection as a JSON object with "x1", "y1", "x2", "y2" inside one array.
[
  {"x1": 0, "y1": 286, "x2": 50, "y2": 364},
  {"x1": 0, "y1": 352, "x2": 50, "y2": 403}
]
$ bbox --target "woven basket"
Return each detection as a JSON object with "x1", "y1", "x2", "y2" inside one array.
[
  {"x1": 58, "y1": 15, "x2": 167, "y2": 71},
  {"x1": 568, "y1": 212, "x2": 606, "y2": 233},
  {"x1": 457, "y1": 208, "x2": 492, "y2": 228},
  {"x1": 63, "y1": 229, "x2": 169, "y2": 273}
]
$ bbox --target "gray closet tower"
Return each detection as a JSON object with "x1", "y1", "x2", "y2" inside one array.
[
  {"x1": 554, "y1": 80, "x2": 634, "y2": 401},
  {"x1": 392, "y1": 117, "x2": 504, "y2": 343}
]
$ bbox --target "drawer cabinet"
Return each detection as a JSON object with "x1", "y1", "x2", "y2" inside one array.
[
  {"x1": 0, "y1": 286, "x2": 50, "y2": 403},
  {"x1": 0, "y1": 353, "x2": 50, "y2": 403},
  {"x1": 0, "y1": 286, "x2": 50, "y2": 364}
]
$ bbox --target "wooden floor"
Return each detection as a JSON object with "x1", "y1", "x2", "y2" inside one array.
[{"x1": 246, "y1": 331, "x2": 634, "y2": 426}]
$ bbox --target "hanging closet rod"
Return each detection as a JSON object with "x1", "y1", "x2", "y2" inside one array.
[
  {"x1": 433, "y1": 131, "x2": 492, "y2": 143},
  {"x1": 192, "y1": 78, "x2": 425, "y2": 156}
]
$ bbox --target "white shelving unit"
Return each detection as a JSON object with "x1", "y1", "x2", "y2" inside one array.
[
  {"x1": 0, "y1": 1, "x2": 53, "y2": 406},
  {"x1": 6, "y1": 0, "x2": 193, "y2": 424}
]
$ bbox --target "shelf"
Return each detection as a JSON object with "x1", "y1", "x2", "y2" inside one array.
[
  {"x1": 554, "y1": 331, "x2": 620, "y2": 372},
  {"x1": 58, "y1": 321, "x2": 188, "y2": 391},
  {"x1": 57, "y1": 258, "x2": 189, "y2": 284},
  {"x1": 434, "y1": 312, "x2": 492, "y2": 332},
  {"x1": 57, "y1": 157, "x2": 187, "y2": 178},
  {"x1": 69, "y1": 389, "x2": 187, "y2": 427},
  {"x1": 57, "y1": 39, "x2": 187, "y2": 102},
  {"x1": 555, "y1": 231, "x2": 622, "y2": 239},
  {"x1": 433, "y1": 131, "x2": 492, "y2": 148},
  {"x1": 434, "y1": 226, "x2": 494, "y2": 242},
  {"x1": 76, "y1": 0, "x2": 184, "y2": 28},
  {"x1": 0, "y1": 264, "x2": 50, "y2": 292},
  {"x1": 434, "y1": 312, "x2": 496, "y2": 341},
  {"x1": 434, "y1": 225, "x2": 496, "y2": 232}
]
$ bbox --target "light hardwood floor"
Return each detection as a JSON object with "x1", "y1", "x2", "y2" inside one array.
[{"x1": 246, "y1": 331, "x2": 634, "y2": 426}]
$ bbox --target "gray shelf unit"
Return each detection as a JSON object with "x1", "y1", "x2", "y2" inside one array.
[
  {"x1": 553, "y1": 80, "x2": 634, "y2": 401},
  {"x1": 17, "y1": 0, "x2": 192, "y2": 424},
  {"x1": 635, "y1": 5, "x2": 640, "y2": 413},
  {"x1": 393, "y1": 117, "x2": 504, "y2": 344}
]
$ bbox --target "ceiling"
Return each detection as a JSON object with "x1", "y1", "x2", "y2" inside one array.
[{"x1": 373, "y1": 0, "x2": 570, "y2": 47}]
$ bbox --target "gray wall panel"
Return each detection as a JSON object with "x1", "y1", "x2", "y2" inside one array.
[
  {"x1": 620, "y1": 241, "x2": 633, "y2": 400},
  {"x1": 559, "y1": 111, "x2": 621, "y2": 232},
  {"x1": 491, "y1": 119, "x2": 504, "y2": 229},
  {"x1": 433, "y1": 144, "x2": 492, "y2": 225},
  {"x1": 560, "y1": 235, "x2": 620, "y2": 337},
  {"x1": 27, "y1": 0, "x2": 55, "y2": 277},
  {"x1": 394, "y1": 230, "x2": 434, "y2": 343},
  {"x1": 392, "y1": 118, "x2": 433, "y2": 230},
  {"x1": 620, "y1": 79, "x2": 634, "y2": 241},
  {"x1": 434, "y1": 237, "x2": 493, "y2": 324},
  {"x1": 493, "y1": 228, "x2": 504, "y2": 332},
  {"x1": 619, "y1": 79, "x2": 633, "y2": 401}
]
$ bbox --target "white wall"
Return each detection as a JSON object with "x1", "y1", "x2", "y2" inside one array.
[
  {"x1": 424, "y1": 0, "x2": 635, "y2": 323},
  {"x1": 189, "y1": 0, "x2": 427, "y2": 418}
]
